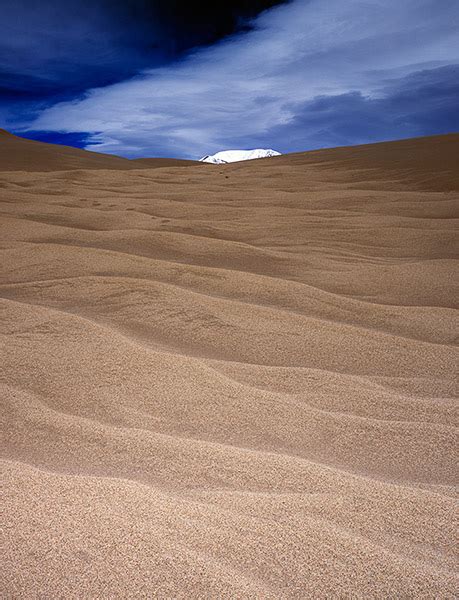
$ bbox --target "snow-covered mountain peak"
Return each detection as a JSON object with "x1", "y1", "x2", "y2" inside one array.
[{"x1": 199, "y1": 148, "x2": 281, "y2": 164}]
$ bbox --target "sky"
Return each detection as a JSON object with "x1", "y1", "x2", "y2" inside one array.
[{"x1": 2, "y1": 0, "x2": 458, "y2": 159}]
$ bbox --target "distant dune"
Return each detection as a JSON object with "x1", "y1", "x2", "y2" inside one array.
[
  {"x1": 134, "y1": 157, "x2": 202, "y2": 168},
  {"x1": 0, "y1": 129, "x2": 202, "y2": 171},
  {"x1": 1, "y1": 131, "x2": 458, "y2": 598}
]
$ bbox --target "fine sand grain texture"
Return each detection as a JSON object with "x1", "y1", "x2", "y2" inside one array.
[{"x1": 1, "y1": 131, "x2": 458, "y2": 598}]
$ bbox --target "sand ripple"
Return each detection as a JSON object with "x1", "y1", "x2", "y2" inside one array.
[{"x1": 1, "y1": 133, "x2": 458, "y2": 598}]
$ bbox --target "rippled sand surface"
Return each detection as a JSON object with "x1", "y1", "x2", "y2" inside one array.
[{"x1": 1, "y1": 131, "x2": 458, "y2": 598}]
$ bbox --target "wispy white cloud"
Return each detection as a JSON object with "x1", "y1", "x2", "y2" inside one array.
[{"x1": 23, "y1": 0, "x2": 459, "y2": 158}]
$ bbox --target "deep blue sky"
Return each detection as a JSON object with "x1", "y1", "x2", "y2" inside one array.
[{"x1": 2, "y1": 0, "x2": 458, "y2": 158}]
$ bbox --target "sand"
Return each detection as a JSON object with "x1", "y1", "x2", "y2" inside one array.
[{"x1": 1, "y1": 130, "x2": 458, "y2": 598}]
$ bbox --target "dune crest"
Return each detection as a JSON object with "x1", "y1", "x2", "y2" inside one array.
[{"x1": 1, "y1": 132, "x2": 458, "y2": 598}]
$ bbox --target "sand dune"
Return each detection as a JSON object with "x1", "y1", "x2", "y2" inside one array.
[
  {"x1": 1, "y1": 132, "x2": 458, "y2": 598},
  {"x1": 0, "y1": 129, "x2": 201, "y2": 172}
]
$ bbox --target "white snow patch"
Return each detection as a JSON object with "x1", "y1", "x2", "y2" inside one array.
[{"x1": 200, "y1": 149, "x2": 281, "y2": 164}]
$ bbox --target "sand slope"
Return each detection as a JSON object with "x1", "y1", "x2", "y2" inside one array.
[
  {"x1": 1, "y1": 132, "x2": 458, "y2": 598},
  {"x1": 0, "y1": 129, "x2": 201, "y2": 172}
]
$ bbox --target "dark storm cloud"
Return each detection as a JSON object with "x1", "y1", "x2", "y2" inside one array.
[
  {"x1": 1, "y1": 0, "x2": 288, "y2": 142},
  {"x1": 0, "y1": 0, "x2": 163, "y2": 125},
  {"x1": 250, "y1": 65, "x2": 459, "y2": 152},
  {"x1": 1, "y1": 0, "x2": 287, "y2": 99}
]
